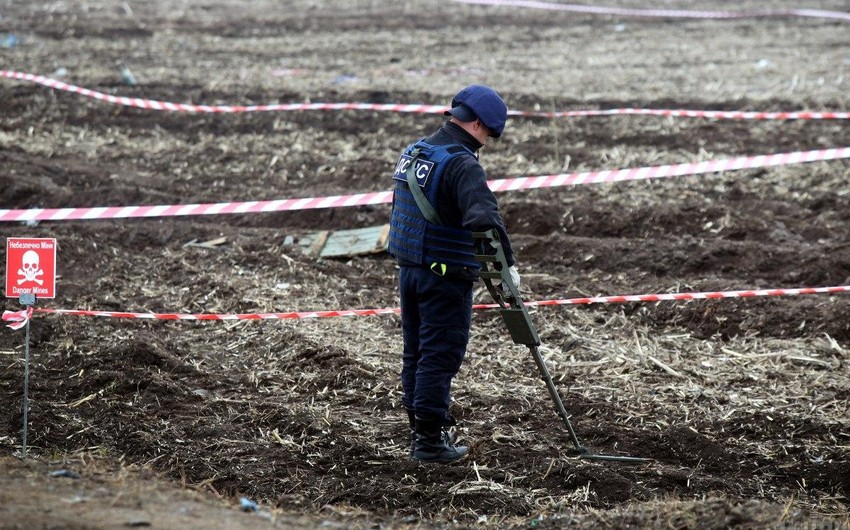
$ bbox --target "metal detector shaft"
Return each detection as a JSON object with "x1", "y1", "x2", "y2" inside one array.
[
  {"x1": 528, "y1": 343, "x2": 584, "y2": 451},
  {"x1": 472, "y1": 229, "x2": 649, "y2": 463}
]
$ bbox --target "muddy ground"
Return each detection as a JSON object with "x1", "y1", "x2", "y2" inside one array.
[{"x1": 1, "y1": 1, "x2": 849, "y2": 528}]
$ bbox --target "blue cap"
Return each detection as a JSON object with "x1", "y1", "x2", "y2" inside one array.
[{"x1": 444, "y1": 85, "x2": 507, "y2": 138}]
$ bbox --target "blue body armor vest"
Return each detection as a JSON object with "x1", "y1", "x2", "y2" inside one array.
[{"x1": 388, "y1": 140, "x2": 480, "y2": 270}]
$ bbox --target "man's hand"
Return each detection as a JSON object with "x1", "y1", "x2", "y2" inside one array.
[{"x1": 508, "y1": 265, "x2": 520, "y2": 289}]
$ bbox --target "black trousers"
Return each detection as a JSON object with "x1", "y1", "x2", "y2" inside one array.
[{"x1": 398, "y1": 266, "x2": 472, "y2": 424}]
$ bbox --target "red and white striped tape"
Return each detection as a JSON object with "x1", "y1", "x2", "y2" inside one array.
[
  {"x1": 525, "y1": 285, "x2": 850, "y2": 306},
  {"x1": 484, "y1": 147, "x2": 850, "y2": 192},
  {"x1": 34, "y1": 307, "x2": 401, "y2": 321},
  {"x1": 2, "y1": 307, "x2": 33, "y2": 330},
  {"x1": 520, "y1": 108, "x2": 850, "y2": 120},
  {"x1": 21, "y1": 284, "x2": 850, "y2": 323},
  {"x1": 2, "y1": 147, "x2": 848, "y2": 223},
  {"x1": 451, "y1": 0, "x2": 850, "y2": 21},
  {"x1": 2, "y1": 71, "x2": 848, "y2": 120},
  {"x1": 0, "y1": 71, "x2": 445, "y2": 114}
]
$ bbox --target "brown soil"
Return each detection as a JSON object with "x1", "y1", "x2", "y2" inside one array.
[{"x1": 1, "y1": 1, "x2": 849, "y2": 529}]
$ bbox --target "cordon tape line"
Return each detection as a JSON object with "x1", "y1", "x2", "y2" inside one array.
[
  {"x1": 517, "y1": 108, "x2": 850, "y2": 120},
  {"x1": 2, "y1": 307, "x2": 32, "y2": 330},
  {"x1": 4, "y1": 285, "x2": 848, "y2": 327},
  {"x1": 451, "y1": 0, "x2": 850, "y2": 21},
  {"x1": 2, "y1": 147, "x2": 849, "y2": 223},
  {"x1": 2, "y1": 71, "x2": 849, "y2": 120}
]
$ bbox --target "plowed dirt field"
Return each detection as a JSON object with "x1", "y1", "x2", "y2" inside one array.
[{"x1": 1, "y1": 1, "x2": 848, "y2": 528}]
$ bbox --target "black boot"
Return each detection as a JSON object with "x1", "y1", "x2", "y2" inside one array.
[
  {"x1": 413, "y1": 417, "x2": 468, "y2": 463},
  {"x1": 406, "y1": 409, "x2": 416, "y2": 457}
]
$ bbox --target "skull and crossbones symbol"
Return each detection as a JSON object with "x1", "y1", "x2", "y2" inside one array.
[{"x1": 17, "y1": 250, "x2": 44, "y2": 285}]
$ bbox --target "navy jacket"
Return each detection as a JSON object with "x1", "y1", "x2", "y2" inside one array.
[{"x1": 391, "y1": 121, "x2": 515, "y2": 277}]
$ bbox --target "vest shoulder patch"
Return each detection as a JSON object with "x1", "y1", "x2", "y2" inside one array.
[{"x1": 392, "y1": 154, "x2": 435, "y2": 187}]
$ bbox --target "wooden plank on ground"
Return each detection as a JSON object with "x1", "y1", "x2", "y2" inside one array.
[
  {"x1": 290, "y1": 225, "x2": 390, "y2": 258},
  {"x1": 319, "y1": 224, "x2": 390, "y2": 258}
]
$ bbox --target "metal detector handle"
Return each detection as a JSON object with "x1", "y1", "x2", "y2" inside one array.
[
  {"x1": 472, "y1": 230, "x2": 540, "y2": 347},
  {"x1": 471, "y1": 229, "x2": 510, "y2": 309}
]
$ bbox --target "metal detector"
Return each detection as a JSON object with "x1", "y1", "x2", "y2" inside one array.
[{"x1": 473, "y1": 229, "x2": 649, "y2": 463}]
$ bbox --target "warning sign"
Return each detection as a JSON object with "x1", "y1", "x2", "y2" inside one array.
[{"x1": 5, "y1": 238, "x2": 57, "y2": 299}]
